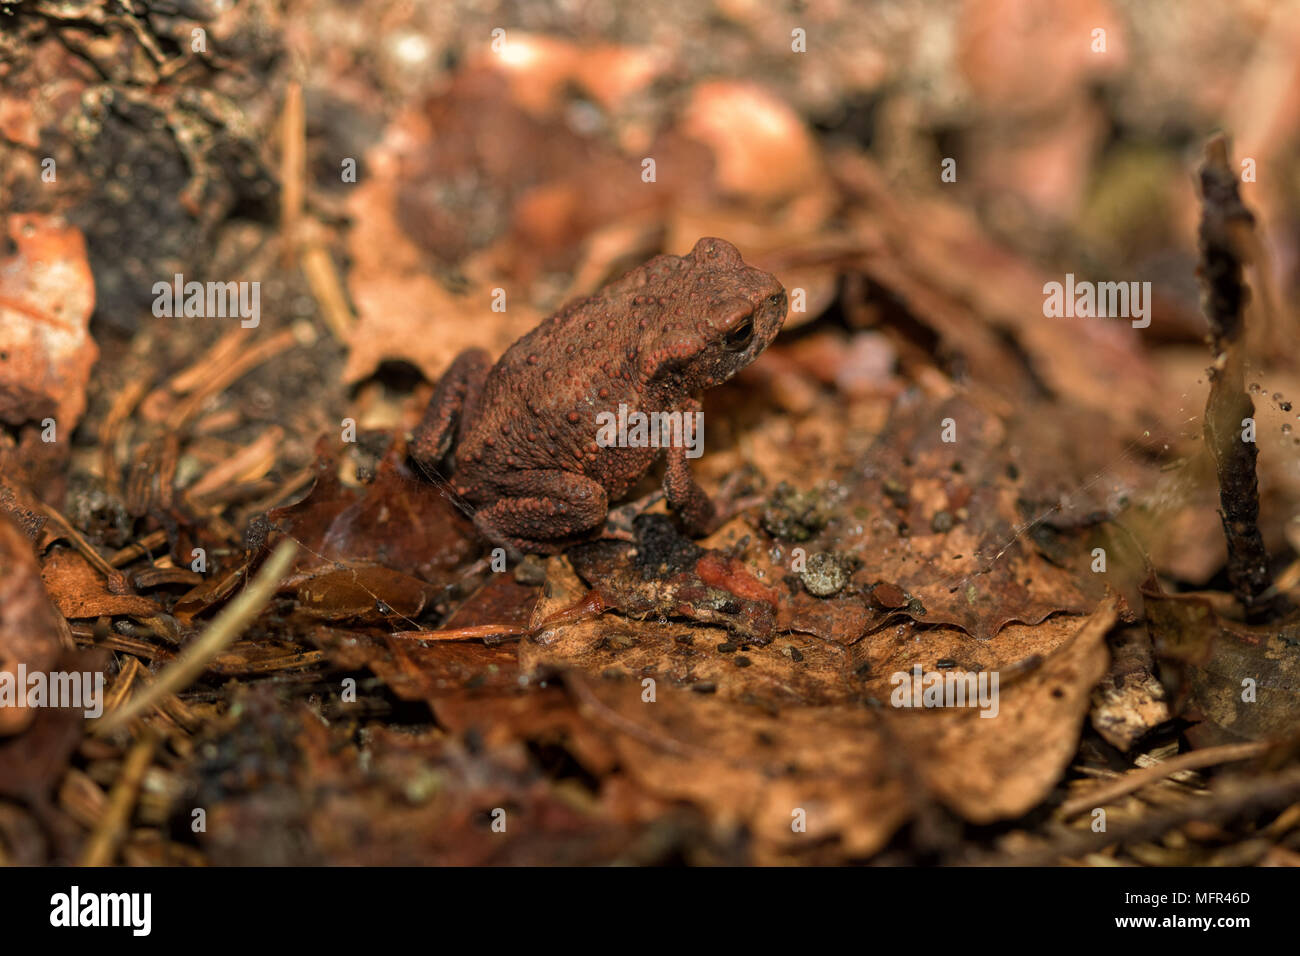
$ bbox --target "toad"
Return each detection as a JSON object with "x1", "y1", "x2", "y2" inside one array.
[{"x1": 410, "y1": 237, "x2": 787, "y2": 553}]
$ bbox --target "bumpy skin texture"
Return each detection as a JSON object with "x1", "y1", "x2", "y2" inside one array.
[{"x1": 411, "y1": 237, "x2": 787, "y2": 553}]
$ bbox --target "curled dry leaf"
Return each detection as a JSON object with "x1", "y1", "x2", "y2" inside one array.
[
  {"x1": 470, "y1": 32, "x2": 668, "y2": 117},
  {"x1": 679, "y1": 81, "x2": 830, "y2": 207},
  {"x1": 957, "y1": 0, "x2": 1126, "y2": 115},
  {"x1": 834, "y1": 151, "x2": 1166, "y2": 443},
  {"x1": 0, "y1": 213, "x2": 98, "y2": 432},
  {"x1": 342, "y1": 142, "x2": 542, "y2": 384},
  {"x1": 880, "y1": 598, "x2": 1116, "y2": 823}
]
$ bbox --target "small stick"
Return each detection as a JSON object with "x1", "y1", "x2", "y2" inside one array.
[
  {"x1": 301, "y1": 243, "x2": 356, "y2": 341},
  {"x1": 237, "y1": 465, "x2": 316, "y2": 521},
  {"x1": 109, "y1": 529, "x2": 168, "y2": 567},
  {"x1": 168, "y1": 329, "x2": 246, "y2": 395},
  {"x1": 103, "y1": 656, "x2": 144, "y2": 717},
  {"x1": 166, "y1": 328, "x2": 300, "y2": 431},
  {"x1": 1059, "y1": 740, "x2": 1268, "y2": 817},
  {"x1": 979, "y1": 766, "x2": 1300, "y2": 866},
  {"x1": 100, "y1": 377, "x2": 150, "y2": 499},
  {"x1": 1196, "y1": 134, "x2": 1288, "y2": 621},
  {"x1": 185, "y1": 426, "x2": 283, "y2": 500},
  {"x1": 391, "y1": 624, "x2": 530, "y2": 643},
  {"x1": 94, "y1": 539, "x2": 299, "y2": 735},
  {"x1": 79, "y1": 732, "x2": 157, "y2": 866},
  {"x1": 280, "y1": 81, "x2": 306, "y2": 268},
  {"x1": 390, "y1": 589, "x2": 608, "y2": 644},
  {"x1": 130, "y1": 664, "x2": 203, "y2": 732}
]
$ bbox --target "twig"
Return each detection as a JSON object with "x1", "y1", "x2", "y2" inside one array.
[
  {"x1": 108, "y1": 529, "x2": 168, "y2": 567},
  {"x1": 185, "y1": 426, "x2": 283, "y2": 500},
  {"x1": 301, "y1": 243, "x2": 356, "y2": 341},
  {"x1": 79, "y1": 732, "x2": 157, "y2": 866},
  {"x1": 280, "y1": 80, "x2": 305, "y2": 267},
  {"x1": 1196, "y1": 134, "x2": 1287, "y2": 621},
  {"x1": 1059, "y1": 741, "x2": 1268, "y2": 817},
  {"x1": 166, "y1": 327, "x2": 302, "y2": 431},
  {"x1": 100, "y1": 377, "x2": 150, "y2": 499},
  {"x1": 104, "y1": 655, "x2": 145, "y2": 717},
  {"x1": 94, "y1": 539, "x2": 299, "y2": 735},
  {"x1": 976, "y1": 766, "x2": 1300, "y2": 866}
]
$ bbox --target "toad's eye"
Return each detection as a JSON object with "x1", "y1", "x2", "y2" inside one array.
[{"x1": 723, "y1": 317, "x2": 754, "y2": 351}]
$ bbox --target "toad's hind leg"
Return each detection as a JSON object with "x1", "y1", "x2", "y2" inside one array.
[
  {"x1": 411, "y1": 348, "x2": 491, "y2": 470},
  {"x1": 473, "y1": 470, "x2": 609, "y2": 554}
]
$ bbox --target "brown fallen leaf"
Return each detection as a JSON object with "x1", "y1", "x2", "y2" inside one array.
[
  {"x1": 0, "y1": 513, "x2": 67, "y2": 735},
  {"x1": 39, "y1": 549, "x2": 161, "y2": 621},
  {"x1": 833, "y1": 151, "x2": 1167, "y2": 443},
  {"x1": 191, "y1": 691, "x2": 655, "y2": 865},
  {"x1": 830, "y1": 394, "x2": 1098, "y2": 639},
  {"x1": 252, "y1": 438, "x2": 480, "y2": 620},
  {"x1": 517, "y1": 543, "x2": 1117, "y2": 856},
  {"x1": 284, "y1": 564, "x2": 442, "y2": 623},
  {"x1": 881, "y1": 598, "x2": 1116, "y2": 823},
  {"x1": 342, "y1": 194, "x2": 540, "y2": 384},
  {"x1": 344, "y1": 71, "x2": 845, "y2": 384},
  {"x1": 307, "y1": 570, "x2": 538, "y2": 698},
  {"x1": 315, "y1": 442, "x2": 480, "y2": 584},
  {"x1": 570, "y1": 676, "x2": 911, "y2": 861},
  {"x1": 524, "y1": 554, "x2": 855, "y2": 708}
]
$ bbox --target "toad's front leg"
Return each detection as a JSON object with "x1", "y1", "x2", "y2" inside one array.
[{"x1": 662, "y1": 398, "x2": 717, "y2": 535}]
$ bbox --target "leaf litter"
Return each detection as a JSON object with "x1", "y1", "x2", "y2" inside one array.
[{"x1": 2, "y1": 0, "x2": 1300, "y2": 867}]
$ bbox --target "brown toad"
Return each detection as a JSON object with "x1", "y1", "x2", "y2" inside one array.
[{"x1": 410, "y1": 237, "x2": 787, "y2": 553}]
